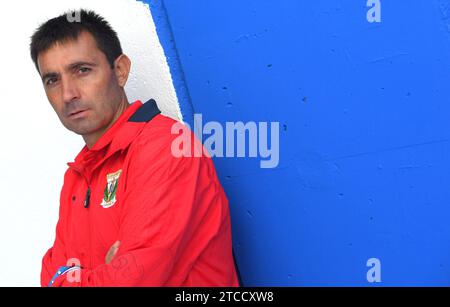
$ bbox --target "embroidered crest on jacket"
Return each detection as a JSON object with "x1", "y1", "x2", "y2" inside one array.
[{"x1": 100, "y1": 169, "x2": 122, "y2": 208}]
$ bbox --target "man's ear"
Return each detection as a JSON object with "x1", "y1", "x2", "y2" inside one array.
[{"x1": 113, "y1": 54, "x2": 131, "y2": 87}]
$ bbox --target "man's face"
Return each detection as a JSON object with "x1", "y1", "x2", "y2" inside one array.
[{"x1": 37, "y1": 31, "x2": 124, "y2": 141}]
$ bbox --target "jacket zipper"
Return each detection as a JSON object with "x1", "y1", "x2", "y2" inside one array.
[
  {"x1": 84, "y1": 187, "x2": 91, "y2": 208},
  {"x1": 69, "y1": 164, "x2": 94, "y2": 270},
  {"x1": 85, "y1": 185, "x2": 93, "y2": 270}
]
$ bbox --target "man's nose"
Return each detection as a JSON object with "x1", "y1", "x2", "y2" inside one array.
[{"x1": 61, "y1": 76, "x2": 80, "y2": 104}]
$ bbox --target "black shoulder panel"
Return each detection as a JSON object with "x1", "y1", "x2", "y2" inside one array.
[{"x1": 128, "y1": 99, "x2": 161, "y2": 123}]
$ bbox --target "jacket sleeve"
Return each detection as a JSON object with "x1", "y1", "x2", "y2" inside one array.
[
  {"x1": 41, "y1": 181, "x2": 70, "y2": 287},
  {"x1": 49, "y1": 128, "x2": 226, "y2": 287}
]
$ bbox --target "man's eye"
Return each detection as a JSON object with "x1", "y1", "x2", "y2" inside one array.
[
  {"x1": 78, "y1": 67, "x2": 91, "y2": 74},
  {"x1": 46, "y1": 78, "x2": 57, "y2": 86}
]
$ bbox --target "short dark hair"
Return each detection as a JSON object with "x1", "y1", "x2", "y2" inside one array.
[{"x1": 30, "y1": 9, "x2": 123, "y2": 72}]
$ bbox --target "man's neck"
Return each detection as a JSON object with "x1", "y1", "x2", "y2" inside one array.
[{"x1": 84, "y1": 98, "x2": 130, "y2": 149}]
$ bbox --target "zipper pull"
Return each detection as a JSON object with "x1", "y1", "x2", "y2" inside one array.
[{"x1": 84, "y1": 187, "x2": 91, "y2": 208}]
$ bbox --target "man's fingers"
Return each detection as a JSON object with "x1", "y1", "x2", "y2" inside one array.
[
  {"x1": 112, "y1": 240, "x2": 120, "y2": 250},
  {"x1": 105, "y1": 240, "x2": 121, "y2": 264}
]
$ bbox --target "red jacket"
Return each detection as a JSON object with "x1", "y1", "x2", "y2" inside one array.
[{"x1": 41, "y1": 99, "x2": 239, "y2": 287}]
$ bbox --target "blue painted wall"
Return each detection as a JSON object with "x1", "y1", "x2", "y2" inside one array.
[{"x1": 145, "y1": 0, "x2": 450, "y2": 286}]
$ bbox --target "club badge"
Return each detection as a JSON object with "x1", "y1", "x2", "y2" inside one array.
[{"x1": 100, "y1": 169, "x2": 122, "y2": 208}]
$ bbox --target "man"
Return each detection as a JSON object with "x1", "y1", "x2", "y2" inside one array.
[{"x1": 30, "y1": 9, "x2": 239, "y2": 287}]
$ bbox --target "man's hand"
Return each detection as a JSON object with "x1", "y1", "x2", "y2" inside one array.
[{"x1": 105, "y1": 241, "x2": 120, "y2": 264}]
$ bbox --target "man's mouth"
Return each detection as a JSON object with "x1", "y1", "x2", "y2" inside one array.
[{"x1": 68, "y1": 109, "x2": 88, "y2": 118}]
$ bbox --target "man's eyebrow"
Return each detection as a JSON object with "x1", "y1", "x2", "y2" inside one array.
[{"x1": 67, "y1": 61, "x2": 97, "y2": 70}]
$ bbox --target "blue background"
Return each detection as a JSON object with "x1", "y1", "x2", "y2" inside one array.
[{"x1": 144, "y1": 0, "x2": 450, "y2": 286}]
